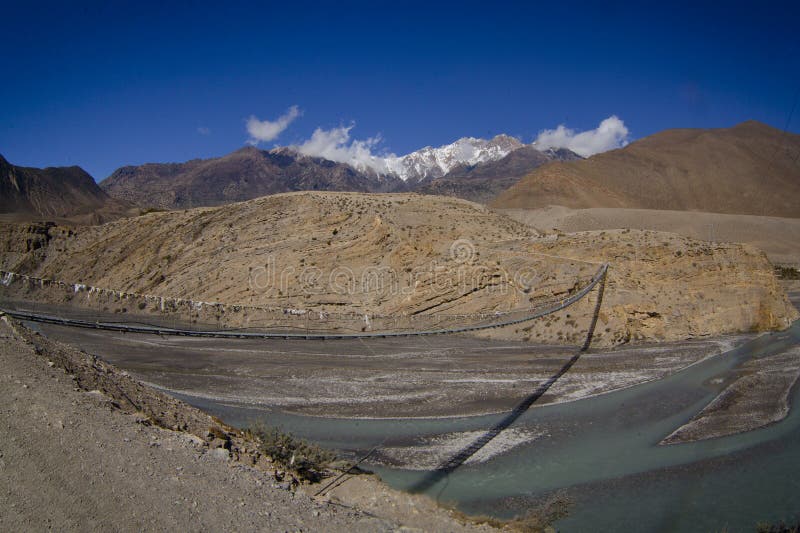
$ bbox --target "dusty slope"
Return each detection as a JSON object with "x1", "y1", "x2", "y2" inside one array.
[
  {"x1": 0, "y1": 192, "x2": 795, "y2": 345},
  {"x1": 0, "y1": 192, "x2": 537, "y2": 315},
  {"x1": 491, "y1": 121, "x2": 800, "y2": 217},
  {"x1": 0, "y1": 154, "x2": 135, "y2": 224},
  {"x1": 501, "y1": 206, "x2": 800, "y2": 266},
  {"x1": 0, "y1": 313, "x2": 494, "y2": 532}
]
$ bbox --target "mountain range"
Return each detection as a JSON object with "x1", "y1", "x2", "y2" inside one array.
[
  {"x1": 3, "y1": 120, "x2": 799, "y2": 222},
  {"x1": 100, "y1": 135, "x2": 577, "y2": 208},
  {"x1": 100, "y1": 146, "x2": 403, "y2": 210},
  {"x1": 382, "y1": 134, "x2": 525, "y2": 182},
  {"x1": 491, "y1": 121, "x2": 800, "y2": 218}
]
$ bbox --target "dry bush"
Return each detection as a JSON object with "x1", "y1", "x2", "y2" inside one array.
[
  {"x1": 756, "y1": 517, "x2": 800, "y2": 533},
  {"x1": 448, "y1": 490, "x2": 571, "y2": 533},
  {"x1": 244, "y1": 424, "x2": 335, "y2": 482}
]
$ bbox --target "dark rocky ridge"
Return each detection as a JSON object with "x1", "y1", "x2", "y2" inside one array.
[
  {"x1": 101, "y1": 146, "x2": 405, "y2": 209},
  {"x1": 0, "y1": 154, "x2": 133, "y2": 224}
]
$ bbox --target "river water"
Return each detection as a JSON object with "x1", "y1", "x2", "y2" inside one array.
[{"x1": 170, "y1": 320, "x2": 800, "y2": 532}]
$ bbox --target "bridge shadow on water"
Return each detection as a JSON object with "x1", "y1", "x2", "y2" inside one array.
[{"x1": 407, "y1": 272, "x2": 607, "y2": 494}]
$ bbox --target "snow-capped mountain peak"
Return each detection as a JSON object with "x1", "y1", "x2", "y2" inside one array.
[{"x1": 386, "y1": 134, "x2": 524, "y2": 182}]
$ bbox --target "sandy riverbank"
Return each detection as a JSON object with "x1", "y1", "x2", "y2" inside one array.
[{"x1": 662, "y1": 344, "x2": 800, "y2": 444}]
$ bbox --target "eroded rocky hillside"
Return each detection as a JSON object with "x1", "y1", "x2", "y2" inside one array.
[{"x1": 0, "y1": 192, "x2": 795, "y2": 345}]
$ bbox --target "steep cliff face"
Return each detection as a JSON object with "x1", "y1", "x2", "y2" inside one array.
[{"x1": 0, "y1": 193, "x2": 795, "y2": 345}]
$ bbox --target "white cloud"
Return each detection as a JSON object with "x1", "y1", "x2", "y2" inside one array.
[
  {"x1": 534, "y1": 116, "x2": 629, "y2": 157},
  {"x1": 197, "y1": 126, "x2": 211, "y2": 136},
  {"x1": 246, "y1": 105, "x2": 301, "y2": 144},
  {"x1": 292, "y1": 124, "x2": 397, "y2": 173}
]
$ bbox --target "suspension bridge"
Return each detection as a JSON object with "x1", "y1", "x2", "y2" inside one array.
[
  {"x1": 1, "y1": 263, "x2": 609, "y2": 485},
  {"x1": 0, "y1": 264, "x2": 607, "y2": 340}
]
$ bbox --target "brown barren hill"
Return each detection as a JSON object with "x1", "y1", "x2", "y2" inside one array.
[
  {"x1": 0, "y1": 154, "x2": 135, "y2": 225},
  {"x1": 0, "y1": 192, "x2": 535, "y2": 314},
  {"x1": 491, "y1": 121, "x2": 800, "y2": 217},
  {"x1": 0, "y1": 192, "x2": 796, "y2": 345}
]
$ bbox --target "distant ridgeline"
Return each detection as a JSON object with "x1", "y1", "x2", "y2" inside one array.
[{"x1": 98, "y1": 139, "x2": 581, "y2": 208}]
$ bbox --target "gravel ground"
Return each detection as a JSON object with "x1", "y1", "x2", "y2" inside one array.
[
  {"x1": 23, "y1": 316, "x2": 743, "y2": 419},
  {"x1": 0, "y1": 314, "x2": 494, "y2": 532}
]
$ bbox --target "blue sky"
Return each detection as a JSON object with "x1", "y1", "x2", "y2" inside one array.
[{"x1": 1, "y1": 1, "x2": 798, "y2": 180}]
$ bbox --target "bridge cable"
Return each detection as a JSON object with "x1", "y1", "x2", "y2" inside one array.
[{"x1": 407, "y1": 268, "x2": 607, "y2": 494}]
